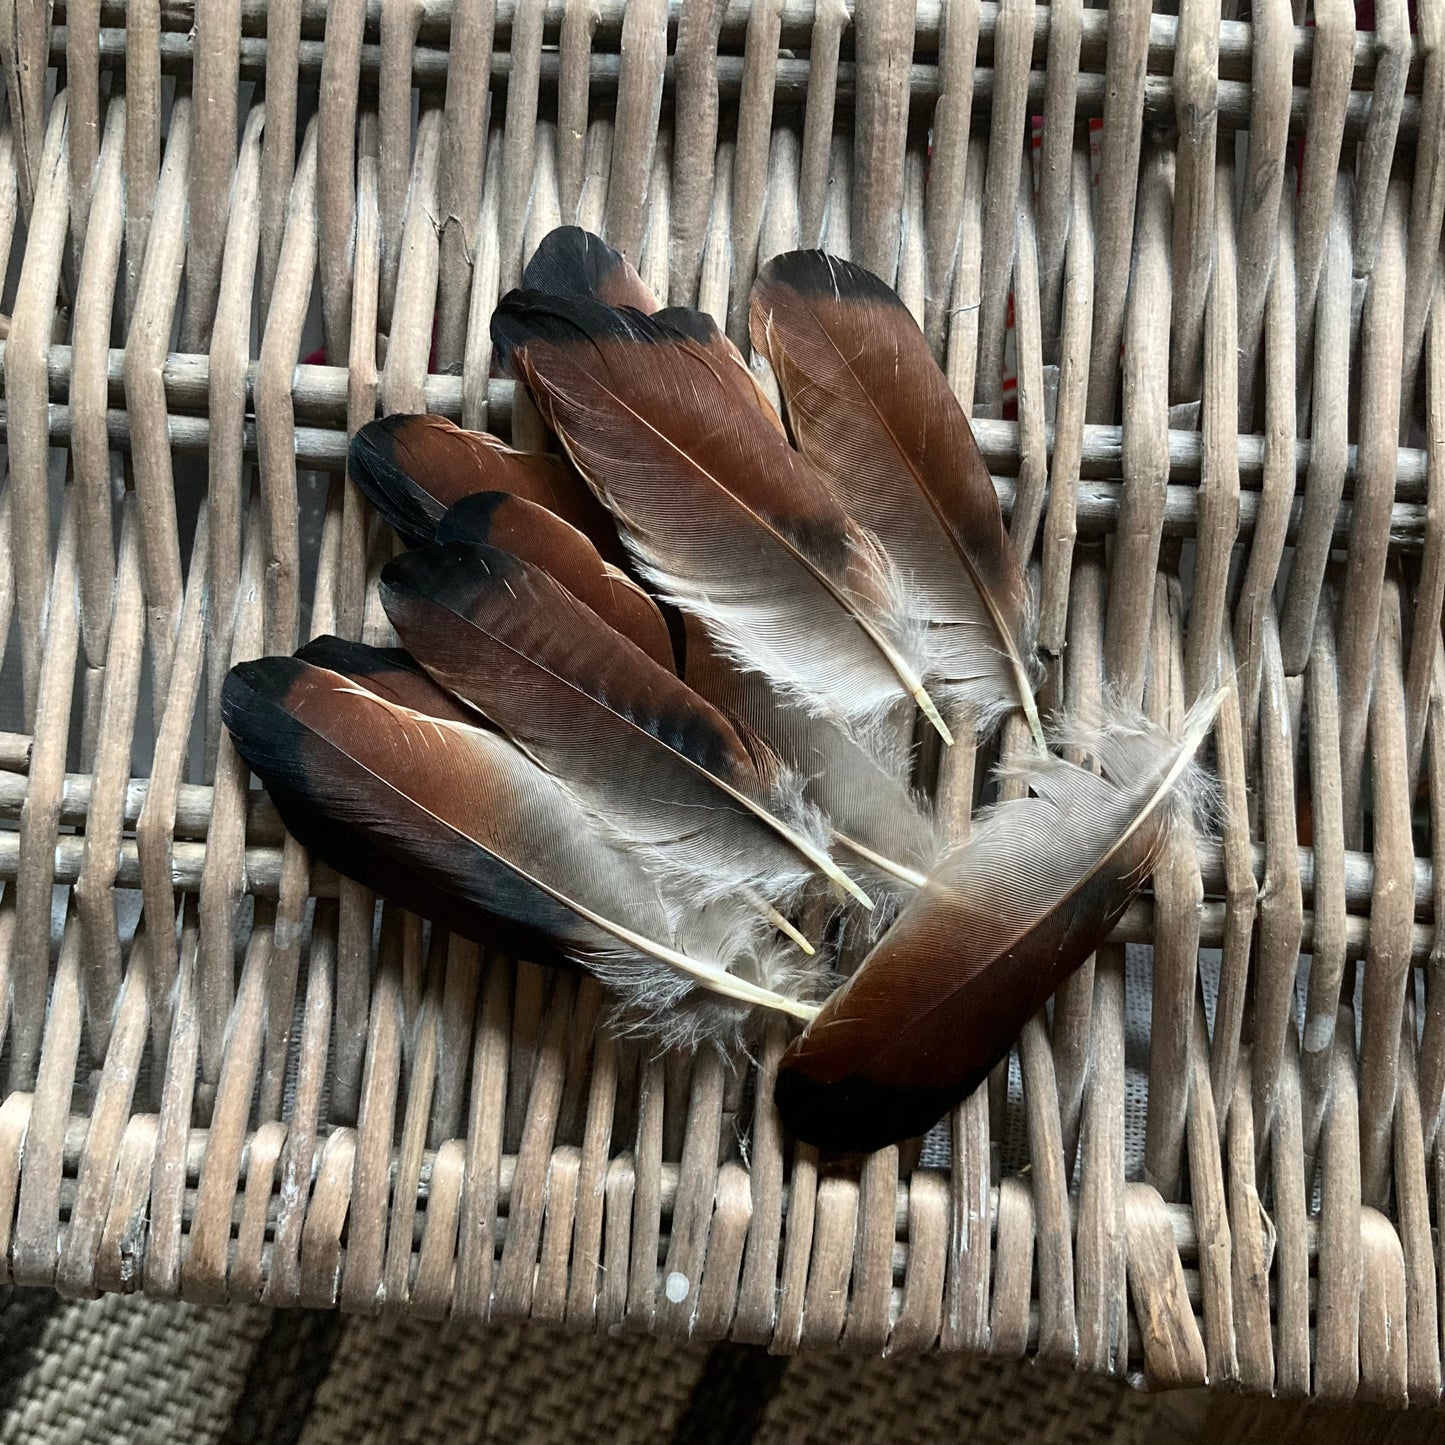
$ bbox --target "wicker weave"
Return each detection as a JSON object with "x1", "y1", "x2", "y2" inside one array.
[{"x1": 0, "y1": 0, "x2": 1440, "y2": 1407}]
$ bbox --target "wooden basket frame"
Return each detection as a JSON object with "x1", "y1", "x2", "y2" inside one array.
[{"x1": 0, "y1": 0, "x2": 1441, "y2": 1405}]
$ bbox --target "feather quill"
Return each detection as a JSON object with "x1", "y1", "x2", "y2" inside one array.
[
  {"x1": 436, "y1": 491, "x2": 675, "y2": 670},
  {"x1": 682, "y1": 617, "x2": 939, "y2": 894},
  {"x1": 751, "y1": 252, "x2": 1044, "y2": 745},
  {"x1": 349, "y1": 412, "x2": 623, "y2": 559},
  {"x1": 774, "y1": 691, "x2": 1225, "y2": 1151},
  {"x1": 492, "y1": 292, "x2": 954, "y2": 743},
  {"x1": 379, "y1": 541, "x2": 870, "y2": 913},
  {"x1": 222, "y1": 656, "x2": 822, "y2": 1039}
]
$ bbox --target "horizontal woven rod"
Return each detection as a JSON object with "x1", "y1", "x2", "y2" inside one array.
[
  {"x1": 8, "y1": 398, "x2": 1428, "y2": 548},
  {"x1": 0, "y1": 735, "x2": 31, "y2": 772},
  {"x1": 0, "y1": 770, "x2": 1434, "y2": 920},
  {"x1": 0, "y1": 829, "x2": 1433, "y2": 962},
  {"x1": 38, "y1": 1109, "x2": 1316, "y2": 1267},
  {"x1": 0, "y1": 404, "x2": 1433, "y2": 554},
  {"x1": 48, "y1": 27, "x2": 1420, "y2": 138},
  {"x1": 55, "y1": 0, "x2": 1416, "y2": 91},
  {"x1": 17, "y1": 1168, "x2": 1237, "y2": 1364},
  {"x1": 0, "y1": 771, "x2": 285, "y2": 844},
  {"x1": 9, "y1": 344, "x2": 1431, "y2": 504}
]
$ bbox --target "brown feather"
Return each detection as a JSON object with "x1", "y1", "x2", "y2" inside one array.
[
  {"x1": 492, "y1": 293, "x2": 952, "y2": 741},
  {"x1": 224, "y1": 656, "x2": 819, "y2": 1028},
  {"x1": 774, "y1": 695, "x2": 1221, "y2": 1151},
  {"x1": 519, "y1": 228, "x2": 780, "y2": 430},
  {"x1": 350, "y1": 412, "x2": 624, "y2": 560},
  {"x1": 751, "y1": 252, "x2": 1042, "y2": 743},
  {"x1": 380, "y1": 541, "x2": 865, "y2": 908},
  {"x1": 293, "y1": 635, "x2": 482, "y2": 724},
  {"x1": 436, "y1": 492, "x2": 675, "y2": 670}
]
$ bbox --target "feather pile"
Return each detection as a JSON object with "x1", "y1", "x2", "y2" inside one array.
[{"x1": 224, "y1": 226, "x2": 1223, "y2": 1150}]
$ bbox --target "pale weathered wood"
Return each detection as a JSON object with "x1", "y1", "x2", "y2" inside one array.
[
  {"x1": 1168, "y1": 0, "x2": 1219, "y2": 404},
  {"x1": 1034, "y1": 0, "x2": 1079, "y2": 355},
  {"x1": 922, "y1": 0, "x2": 977, "y2": 355},
  {"x1": 434, "y1": 0, "x2": 496, "y2": 368},
  {"x1": 70, "y1": 97, "x2": 125, "y2": 673},
  {"x1": 1281, "y1": 176, "x2": 1353, "y2": 672},
  {"x1": 1086, "y1": 0, "x2": 1151, "y2": 423},
  {"x1": 9, "y1": 95, "x2": 71, "y2": 724},
  {"x1": 1038, "y1": 148, "x2": 1092, "y2": 655},
  {"x1": 10, "y1": 498, "x2": 80, "y2": 1094},
  {"x1": 669, "y1": 0, "x2": 728, "y2": 301},
  {"x1": 1250, "y1": 616, "x2": 1304, "y2": 1161},
  {"x1": 1233, "y1": 0, "x2": 1290, "y2": 420},
  {"x1": 1357, "y1": 580, "x2": 1416, "y2": 1207},
  {"x1": 1186, "y1": 991, "x2": 1239, "y2": 1389},
  {"x1": 0, "y1": 4, "x2": 1437, "y2": 1396},
  {"x1": 1124, "y1": 1183, "x2": 1208, "y2": 1389}
]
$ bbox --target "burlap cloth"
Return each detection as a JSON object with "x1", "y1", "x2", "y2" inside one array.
[{"x1": 0, "y1": 1287, "x2": 1439, "y2": 1444}]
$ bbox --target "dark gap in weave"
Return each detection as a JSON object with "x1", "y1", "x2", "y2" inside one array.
[
  {"x1": 218, "y1": 1308, "x2": 346, "y2": 1445},
  {"x1": 0, "y1": 1285, "x2": 63, "y2": 1423},
  {"x1": 668, "y1": 1341, "x2": 790, "y2": 1445}
]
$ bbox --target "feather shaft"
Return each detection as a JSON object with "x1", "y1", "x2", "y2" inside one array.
[
  {"x1": 829, "y1": 832, "x2": 929, "y2": 890},
  {"x1": 775, "y1": 689, "x2": 1225, "y2": 1151},
  {"x1": 492, "y1": 292, "x2": 953, "y2": 744},
  {"x1": 752, "y1": 252, "x2": 1042, "y2": 746},
  {"x1": 381, "y1": 541, "x2": 872, "y2": 909}
]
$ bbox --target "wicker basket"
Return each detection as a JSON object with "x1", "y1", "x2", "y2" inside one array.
[{"x1": 0, "y1": 0, "x2": 1440, "y2": 1405}]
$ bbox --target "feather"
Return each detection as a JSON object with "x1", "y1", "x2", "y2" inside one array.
[
  {"x1": 650, "y1": 305, "x2": 787, "y2": 432},
  {"x1": 260, "y1": 769, "x2": 564, "y2": 960},
  {"x1": 379, "y1": 541, "x2": 871, "y2": 916},
  {"x1": 523, "y1": 225, "x2": 661, "y2": 313},
  {"x1": 281, "y1": 637, "x2": 549, "y2": 949},
  {"x1": 492, "y1": 291, "x2": 954, "y2": 743},
  {"x1": 229, "y1": 649, "x2": 558, "y2": 960},
  {"x1": 349, "y1": 412, "x2": 622, "y2": 559},
  {"x1": 751, "y1": 251, "x2": 1044, "y2": 746},
  {"x1": 682, "y1": 616, "x2": 939, "y2": 895},
  {"x1": 520, "y1": 226, "x2": 780, "y2": 427},
  {"x1": 222, "y1": 656, "x2": 822, "y2": 1039},
  {"x1": 774, "y1": 690, "x2": 1225, "y2": 1151},
  {"x1": 435, "y1": 491, "x2": 676, "y2": 670},
  {"x1": 293, "y1": 635, "x2": 483, "y2": 724}
]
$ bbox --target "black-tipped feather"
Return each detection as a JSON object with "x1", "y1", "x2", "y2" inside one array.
[
  {"x1": 380, "y1": 541, "x2": 866, "y2": 909},
  {"x1": 774, "y1": 695, "x2": 1222, "y2": 1152},
  {"x1": 522, "y1": 226, "x2": 661, "y2": 314},
  {"x1": 226, "y1": 656, "x2": 563, "y2": 960},
  {"x1": 293, "y1": 635, "x2": 483, "y2": 724},
  {"x1": 435, "y1": 492, "x2": 675, "y2": 670},
  {"x1": 223, "y1": 656, "x2": 816, "y2": 1033},
  {"x1": 349, "y1": 412, "x2": 624, "y2": 560},
  {"x1": 751, "y1": 251, "x2": 1043, "y2": 745},
  {"x1": 492, "y1": 290, "x2": 953, "y2": 743}
]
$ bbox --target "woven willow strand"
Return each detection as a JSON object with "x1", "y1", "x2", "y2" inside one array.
[{"x1": 0, "y1": 0, "x2": 1440, "y2": 1408}]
